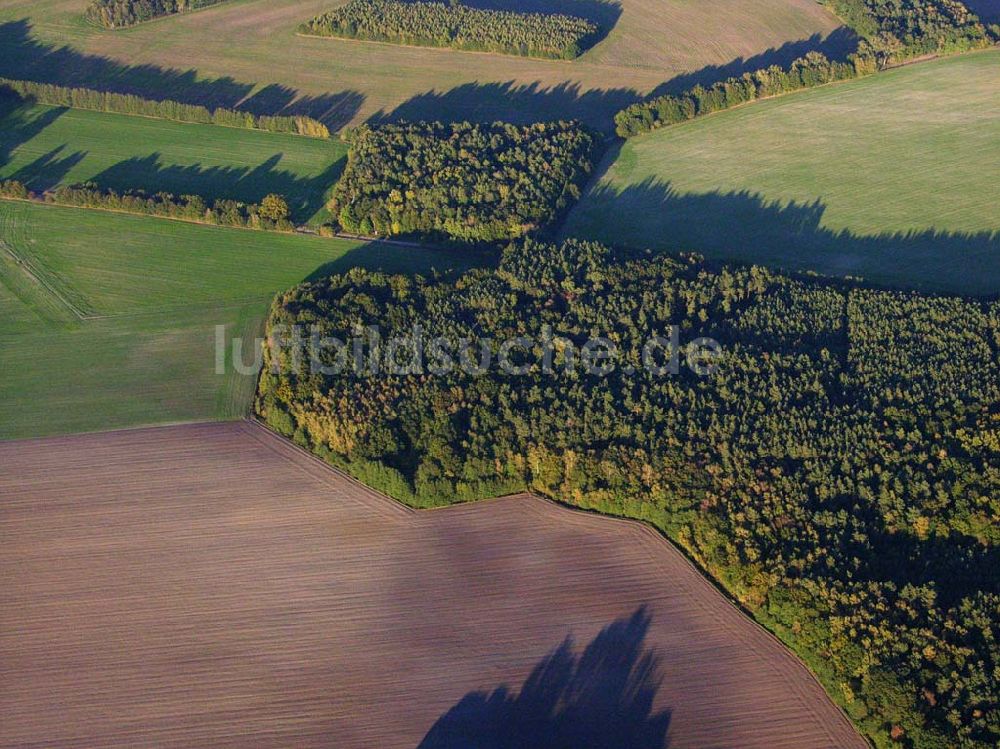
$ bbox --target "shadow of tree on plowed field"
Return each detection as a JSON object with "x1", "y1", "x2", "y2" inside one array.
[
  {"x1": 418, "y1": 606, "x2": 672, "y2": 749},
  {"x1": 0, "y1": 20, "x2": 365, "y2": 130},
  {"x1": 365, "y1": 28, "x2": 857, "y2": 133},
  {"x1": 2, "y1": 17, "x2": 859, "y2": 135}
]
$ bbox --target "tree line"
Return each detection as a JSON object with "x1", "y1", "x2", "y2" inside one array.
[
  {"x1": 615, "y1": 0, "x2": 998, "y2": 139},
  {"x1": 300, "y1": 0, "x2": 599, "y2": 60},
  {"x1": 0, "y1": 79, "x2": 330, "y2": 139},
  {"x1": 0, "y1": 178, "x2": 294, "y2": 231},
  {"x1": 85, "y1": 0, "x2": 228, "y2": 28},
  {"x1": 330, "y1": 120, "x2": 598, "y2": 242},
  {"x1": 259, "y1": 238, "x2": 999, "y2": 749},
  {"x1": 615, "y1": 51, "x2": 876, "y2": 138}
]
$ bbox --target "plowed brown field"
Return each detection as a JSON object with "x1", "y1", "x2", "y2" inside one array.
[{"x1": 0, "y1": 421, "x2": 866, "y2": 748}]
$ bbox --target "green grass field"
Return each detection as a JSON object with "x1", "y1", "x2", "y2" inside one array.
[
  {"x1": 0, "y1": 0, "x2": 849, "y2": 131},
  {"x1": 0, "y1": 200, "x2": 481, "y2": 439},
  {"x1": 564, "y1": 51, "x2": 1000, "y2": 296},
  {"x1": 0, "y1": 100, "x2": 347, "y2": 224}
]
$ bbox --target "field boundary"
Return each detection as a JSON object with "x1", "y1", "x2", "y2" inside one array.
[{"x1": 240, "y1": 416, "x2": 871, "y2": 747}]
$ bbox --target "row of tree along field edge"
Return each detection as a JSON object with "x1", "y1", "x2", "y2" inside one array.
[
  {"x1": 0, "y1": 179, "x2": 297, "y2": 233},
  {"x1": 300, "y1": 0, "x2": 599, "y2": 60},
  {"x1": 258, "y1": 238, "x2": 1000, "y2": 749},
  {"x1": 330, "y1": 120, "x2": 598, "y2": 243},
  {"x1": 0, "y1": 78, "x2": 330, "y2": 138},
  {"x1": 615, "y1": 52, "x2": 876, "y2": 138},
  {"x1": 85, "y1": 0, "x2": 228, "y2": 29},
  {"x1": 616, "y1": 0, "x2": 998, "y2": 139}
]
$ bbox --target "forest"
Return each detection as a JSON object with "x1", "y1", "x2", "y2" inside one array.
[
  {"x1": 0, "y1": 79, "x2": 329, "y2": 138},
  {"x1": 300, "y1": 0, "x2": 599, "y2": 60},
  {"x1": 821, "y1": 0, "x2": 997, "y2": 61},
  {"x1": 614, "y1": 51, "x2": 875, "y2": 138},
  {"x1": 258, "y1": 239, "x2": 1000, "y2": 749},
  {"x1": 330, "y1": 121, "x2": 598, "y2": 242},
  {"x1": 85, "y1": 0, "x2": 228, "y2": 28}
]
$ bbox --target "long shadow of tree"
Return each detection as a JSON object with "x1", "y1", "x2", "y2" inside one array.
[
  {"x1": 418, "y1": 606, "x2": 671, "y2": 749},
  {"x1": 366, "y1": 28, "x2": 857, "y2": 131},
  {"x1": 7, "y1": 145, "x2": 88, "y2": 192},
  {"x1": 646, "y1": 27, "x2": 859, "y2": 98},
  {"x1": 0, "y1": 20, "x2": 365, "y2": 130},
  {"x1": 4, "y1": 16, "x2": 856, "y2": 134},
  {"x1": 84, "y1": 154, "x2": 345, "y2": 224},
  {"x1": 566, "y1": 179, "x2": 1000, "y2": 296},
  {"x1": 962, "y1": 0, "x2": 1000, "y2": 22},
  {"x1": 0, "y1": 94, "x2": 68, "y2": 170}
]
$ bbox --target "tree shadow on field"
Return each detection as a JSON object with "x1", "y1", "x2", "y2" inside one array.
[
  {"x1": 0, "y1": 20, "x2": 365, "y2": 130},
  {"x1": 645, "y1": 27, "x2": 859, "y2": 98},
  {"x1": 8, "y1": 145, "x2": 88, "y2": 192},
  {"x1": 567, "y1": 179, "x2": 1000, "y2": 296},
  {"x1": 963, "y1": 0, "x2": 1000, "y2": 22},
  {"x1": 417, "y1": 606, "x2": 672, "y2": 749},
  {"x1": 366, "y1": 79, "x2": 642, "y2": 131},
  {"x1": 366, "y1": 28, "x2": 858, "y2": 133},
  {"x1": 303, "y1": 240, "x2": 492, "y2": 283},
  {"x1": 0, "y1": 96, "x2": 68, "y2": 170},
  {"x1": 88, "y1": 154, "x2": 345, "y2": 224}
]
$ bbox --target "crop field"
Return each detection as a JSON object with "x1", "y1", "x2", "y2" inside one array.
[
  {"x1": 0, "y1": 0, "x2": 851, "y2": 131},
  {"x1": 563, "y1": 51, "x2": 1000, "y2": 296},
  {"x1": 0, "y1": 200, "x2": 478, "y2": 440},
  {"x1": 0, "y1": 420, "x2": 867, "y2": 749},
  {"x1": 0, "y1": 100, "x2": 347, "y2": 224}
]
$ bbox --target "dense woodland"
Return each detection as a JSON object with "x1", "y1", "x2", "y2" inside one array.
[
  {"x1": 300, "y1": 0, "x2": 598, "y2": 60},
  {"x1": 330, "y1": 121, "x2": 598, "y2": 242},
  {"x1": 821, "y1": 0, "x2": 997, "y2": 61},
  {"x1": 85, "y1": 0, "x2": 228, "y2": 28},
  {"x1": 259, "y1": 239, "x2": 999, "y2": 749},
  {"x1": 0, "y1": 80, "x2": 330, "y2": 138},
  {"x1": 615, "y1": 52, "x2": 876, "y2": 138}
]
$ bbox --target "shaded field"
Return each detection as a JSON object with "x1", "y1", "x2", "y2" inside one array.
[
  {"x1": 0, "y1": 0, "x2": 850, "y2": 131},
  {"x1": 0, "y1": 421, "x2": 867, "y2": 749},
  {"x1": 564, "y1": 51, "x2": 1000, "y2": 296},
  {"x1": 0, "y1": 200, "x2": 480, "y2": 439},
  {"x1": 0, "y1": 100, "x2": 346, "y2": 224}
]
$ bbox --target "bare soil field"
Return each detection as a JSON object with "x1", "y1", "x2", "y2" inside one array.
[
  {"x1": 0, "y1": 0, "x2": 851, "y2": 130},
  {"x1": 0, "y1": 421, "x2": 866, "y2": 748}
]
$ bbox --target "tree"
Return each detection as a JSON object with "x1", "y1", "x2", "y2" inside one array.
[{"x1": 259, "y1": 194, "x2": 290, "y2": 222}]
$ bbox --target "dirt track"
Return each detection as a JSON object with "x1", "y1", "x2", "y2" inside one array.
[{"x1": 0, "y1": 421, "x2": 867, "y2": 748}]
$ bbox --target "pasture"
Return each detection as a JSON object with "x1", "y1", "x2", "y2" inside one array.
[
  {"x1": 0, "y1": 100, "x2": 347, "y2": 223},
  {"x1": 0, "y1": 0, "x2": 851, "y2": 131},
  {"x1": 564, "y1": 51, "x2": 1000, "y2": 296},
  {"x1": 0, "y1": 420, "x2": 867, "y2": 749},
  {"x1": 0, "y1": 200, "x2": 478, "y2": 440}
]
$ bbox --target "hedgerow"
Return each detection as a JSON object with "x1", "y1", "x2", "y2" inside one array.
[
  {"x1": 85, "y1": 0, "x2": 228, "y2": 28},
  {"x1": 0, "y1": 79, "x2": 330, "y2": 138},
  {"x1": 614, "y1": 52, "x2": 875, "y2": 138}
]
